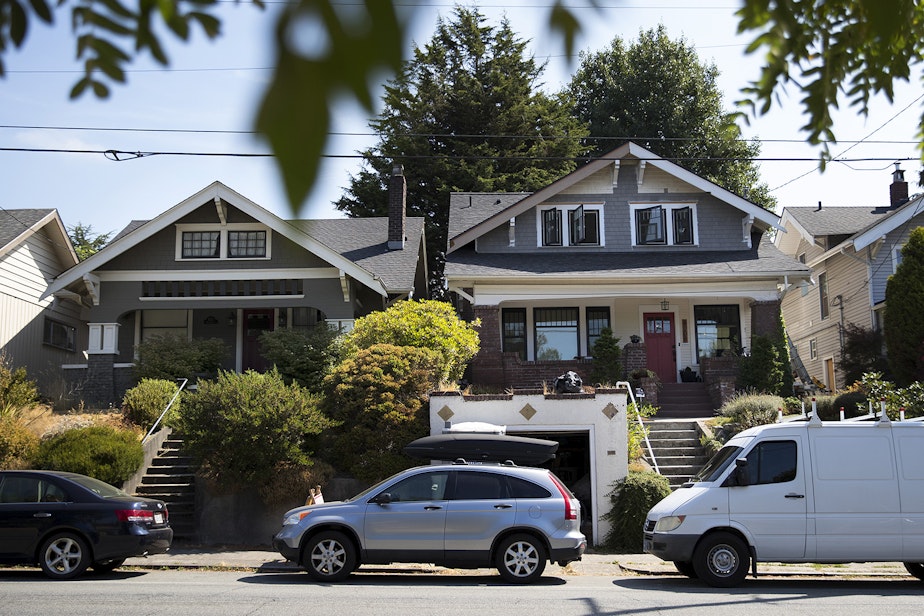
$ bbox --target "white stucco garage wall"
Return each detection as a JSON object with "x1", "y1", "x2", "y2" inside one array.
[{"x1": 428, "y1": 388, "x2": 629, "y2": 545}]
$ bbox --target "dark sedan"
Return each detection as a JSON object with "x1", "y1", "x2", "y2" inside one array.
[{"x1": 0, "y1": 470, "x2": 173, "y2": 579}]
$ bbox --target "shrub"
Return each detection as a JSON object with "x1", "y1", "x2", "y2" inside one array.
[
  {"x1": 601, "y1": 471, "x2": 672, "y2": 552},
  {"x1": 258, "y1": 325, "x2": 340, "y2": 392},
  {"x1": 178, "y1": 369, "x2": 333, "y2": 491},
  {"x1": 857, "y1": 372, "x2": 924, "y2": 419},
  {"x1": 0, "y1": 353, "x2": 38, "y2": 410},
  {"x1": 121, "y1": 379, "x2": 183, "y2": 430},
  {"x1": 34, "y1": 425, "x2": 143, "y2": 486},
  {"x1": 884, "y1": 227, "x2": 924, "y2": 385},
  {"x1": 339, "y1": 300, "x2": 480, "y2": 384},
  {"x1": 627, "y1": 402, "x2": 657, "y2": 461},
  {"x1": 589, "y1": 328, "x2": 622, "y2": 386},
  {"x1": 737, "y1": 334, "x2": 785, "y2": 395},
  {"x1": 809, "y1": 394, "x2": 839, "y2": 420},
  {"x1": 832, "y1": 390, "x2": 869, "y2": 419},
  {"x1": 134, "y1": 334, "x2": 228, "y2": 381},
  {"x1": 322, "y1": 344, "x2": 441, "y2": 483},
  {"x1": 838, "y1": 324, "x2": 891, "y2": 385},
  {"x1": 0, "y1": 415, "x2": 39, "y2": 469},
  {"x1": 717, "y1": 391, "x2": 783, "y2": 440}
]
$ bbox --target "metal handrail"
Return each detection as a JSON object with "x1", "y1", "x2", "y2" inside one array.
[
  {"x1": 618, "y1": 380, "x2": 659, "y2": 474},
  {"x1": 142, "y1": 378, "x2": 188, "y2": 444}
]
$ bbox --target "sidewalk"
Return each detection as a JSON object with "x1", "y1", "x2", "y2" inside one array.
[{"x1": 124, "y1": 546, "x2": 913, "y2": 579}]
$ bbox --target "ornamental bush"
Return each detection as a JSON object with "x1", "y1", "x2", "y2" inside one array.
[
  {"x1": 0, "y1": 415, "x2": 39, "y2": 470},
  {"x1": 258, "y1": 325, "x2": 340, "y2": 392},
  {"x1": 134, "y1": 334, "x2": 228, "y2": 382},
  {"x1": 601, "y1": 471, "x2": 672, "y2": 552},
  {"x1": 178, "y1": 369, "x2": 333, "y2": 491},
  {"x1": 34, "y1": 425, "x2": 143, "y2": 486},
  {"x1": 322, "y1": 344, "x2": 441, "y2": 483},
  {"x1": 0, "y1": 353, "x2": 38, "y2": 411},
  {"x1": 717, "y1": 391, "x2": 783, "y2": 439},
  {"x1": 339, "y1": 300, "x2": 479, "y2": 384},
  {"x1": 121, "y1": 378, "x2": 183, "y2": 430}
]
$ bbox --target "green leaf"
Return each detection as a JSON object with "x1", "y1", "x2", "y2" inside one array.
[
  {"x1": 548, "y1": 1, "x2": 582, "y2": 59},
  {"x1": 27, "y1": 0, "x2": 54, "y2": 23},
  {"x1": 9, "y1": 0, "x2": 27, "y2": 46}
]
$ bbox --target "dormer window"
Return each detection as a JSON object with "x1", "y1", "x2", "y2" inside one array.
[
  {"x1": 631, "y1": 203, "x2": 697, "y2": 246},
  {"x1": 176, "y1": 224, "x2": 270, "y2": 260},
  {"x1": 539, "y1": 204, "x2": 603, "y2": 247}
]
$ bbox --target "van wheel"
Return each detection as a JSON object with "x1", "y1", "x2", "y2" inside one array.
[
  {"x1": 495, "y1": 534, "x2": 547, "y2": 584},
  {"x1": 674, "y1": 560, "x2": 698, "y2": 578},
  {"x1": 692, "y1": 532, "x2": 749, "y2": 587},
  {"x1": 904, "y1": 562, "x2": 924, "y2": 581},
  {"x1": 302, "y1": 531, "x2": 356, "y2": 582}
]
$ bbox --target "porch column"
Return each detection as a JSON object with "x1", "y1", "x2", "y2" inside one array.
[
  {"x1": 85, "y1": 323, "x2": 120, "y2": 407},
  {"x1": 470, "y1": 305, "x2": 505, "y2": 387}
]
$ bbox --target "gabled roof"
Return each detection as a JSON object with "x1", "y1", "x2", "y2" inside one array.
[
  {"x1": 853, "y1": 194, "x2": 924, "y2": 251},
  {"x1": 45, "y1": 181, "x2": 425, "y2": 298},
  {"x1": 780, "y1": 206, "x2": 892, "y2": 246},
  {"x1": 447, "y1": 142, "x2": 781, "y2": 252},
  {"x1": 446, "y1": 235, "x2": 809, "y2": 282},
  {"x1": 0, "y1": 208, "x2": 79, "y2": 266}
]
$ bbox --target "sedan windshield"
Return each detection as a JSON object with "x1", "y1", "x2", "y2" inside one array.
[{"x1": 687, "y1": 445, "x2": 743, "y2": 484}]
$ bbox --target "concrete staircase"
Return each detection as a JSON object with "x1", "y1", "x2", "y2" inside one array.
[
  {"x1": 643, "y1": 419, "x2": 709, "y2": 488},
  {"x1": 656, "y1": 382, "x2": 715, "y2": 418},
  {"x1": 134, "y1": 435, "x2": 197, "y2": 541}
]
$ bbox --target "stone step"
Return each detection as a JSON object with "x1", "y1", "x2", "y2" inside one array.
[{"x1": 141, "y1": 473, "x2": 197, "y2": 485}]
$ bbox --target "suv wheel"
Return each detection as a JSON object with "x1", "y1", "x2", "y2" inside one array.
[
  {"x1": 302, "y1": 531, "x2": 356, "y2": 582},
  {"x1": 495, "y1": 534, "x2": 547, "y2": 584}
]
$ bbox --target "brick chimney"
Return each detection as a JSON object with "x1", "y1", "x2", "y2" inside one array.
[
  {"x1": 388, "y1": 164, "x2": 406, "y2": 250},
  {"x1": 890, "y1": 162, "x2": 909, "y2": 208}
]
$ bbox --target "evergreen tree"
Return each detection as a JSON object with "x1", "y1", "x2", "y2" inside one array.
[
  {"x1": 884, "y1": 227, "x2": 924, "y2": 385},
  {"x1": 67, "y1": 223, "x2": 113, "y2": 261},
  {"x1": 568, "y1": 25, "x2": 775, "y2": 210},
  {"x1": 590, "y1": 328, "x2": 622, "y2": 386},
  {"x1": 335, "y1": 7, "x2": 588, "y2": 296}
]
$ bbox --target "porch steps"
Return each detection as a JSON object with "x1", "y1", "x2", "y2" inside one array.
[
  {"x1": 655, "y1": 382, "x2": 716, "y2": 419},
  {"x1": 643, "y1": 419, "x2": 709, "y2": 489},
  {"x1": 134, "y1": 436, "x2": 197, "y2": 541}
]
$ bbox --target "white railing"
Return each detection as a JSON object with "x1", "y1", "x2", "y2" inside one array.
[
  {"x1": 142, "y1": 378, "x2": 188, "y2": 444},
  {"x1": 619, "y1": 380, "x2": 659, "y2": 474}
]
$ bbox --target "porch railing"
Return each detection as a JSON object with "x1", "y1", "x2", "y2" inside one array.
[{"x1": 620, "y1": 380, "x2": 659, "y2": 474}]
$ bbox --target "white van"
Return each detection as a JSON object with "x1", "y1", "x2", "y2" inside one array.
[{"x1": 643, "y1": 413, "x2": 924, "y2": 586}]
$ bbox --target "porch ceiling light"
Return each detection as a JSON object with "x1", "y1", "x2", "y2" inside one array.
[{"x1": 660, "y1": 299, "x2": 670, "y2": 311}]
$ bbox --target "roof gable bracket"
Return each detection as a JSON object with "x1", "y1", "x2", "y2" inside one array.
[
  {"x1": 741, "y1": 214, "x2": 754, "y2": 249},
  {"x1": 508, "y1": 217, "x2": 516, "y2": 247},
  {"x1": 215, "y1": 196, "x2": 227, "y2": 225},
  {"x1": 82, "y1": 273, "x2": 101, "y2": 305},
  {"x1": 612, "y1": 160, "x2": 620, "y2": 190},
  {"x1": 636, "y1": 161, "x2": 646, "y2": 188},
  {"x1": 339, "y1": 270, "x2": 350, "y2": 302}
]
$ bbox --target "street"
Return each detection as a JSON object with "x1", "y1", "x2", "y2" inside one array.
[{"x1": 1, "y1": 569, "x2": 923, "y2": 616}]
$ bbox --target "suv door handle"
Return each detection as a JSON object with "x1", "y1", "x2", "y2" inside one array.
[
  {"x1": 424, "y1": 506, "x2": 442, "y2": 511},
  {"x1": 784, "y1": 493, "x2": 805, "y2": 499},
  {"x1": 33, "y1": 512, "x2": 52, "y2": 518},
  {"x1": 494, "y1": 504, "x2": 513, "y2": 509}
]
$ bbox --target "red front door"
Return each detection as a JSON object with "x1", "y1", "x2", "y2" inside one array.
[
  {"x1": 242, "y1": 309, "x2": 274, "y2": 372},
  {"x1": 644, "y1": 312, "x2": 676, "y2": 383}
]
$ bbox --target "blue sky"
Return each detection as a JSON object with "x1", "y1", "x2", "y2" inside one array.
[{"x1": 2, "y1": 1, "x2": 921, "y2": 240}]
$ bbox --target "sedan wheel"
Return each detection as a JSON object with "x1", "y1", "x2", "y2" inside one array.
[
  {"x1": 302, "y1": 531, "x2": 356, "y2": 582},
  {"x1": 496, "y1": 534, "x2": 547, "y2": 584},
  {"x1": 40, "y1": 533, "x2": 91, "y2": 580}
]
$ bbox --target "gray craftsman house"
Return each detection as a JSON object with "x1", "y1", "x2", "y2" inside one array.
[{"x1": 44, "y1": 171, "x2": 427, "y2": 405}]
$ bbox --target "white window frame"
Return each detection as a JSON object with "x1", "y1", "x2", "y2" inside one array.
[
  {"x1": 629, "y1": 202, "x2": 698, "y2": 247},
  {"x1": 893, "y1": 244, "x2": 905, "y2": 273},
  {"x1": 536, "y1": 203, "x2": 604, "y2": 248},
  {"x1": 175, "y1": 223, "x2": 272, "y2": 261}
]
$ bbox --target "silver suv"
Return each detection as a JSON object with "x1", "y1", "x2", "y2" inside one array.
[{"x1": 272, "y1": 462, "x2": 586, "y2": 583}]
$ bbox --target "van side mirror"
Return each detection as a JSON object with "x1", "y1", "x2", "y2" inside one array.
[{"x1": 732, "y1": 457, "x2": 750, "y2": 487}]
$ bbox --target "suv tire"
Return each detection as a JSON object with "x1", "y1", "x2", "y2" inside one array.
[
  {"x1": 302, "y1": 530, "x2": 356, "y2": 582},
  {"x1": 495, "y1": 533, "x2": 547, "y2": 583}
]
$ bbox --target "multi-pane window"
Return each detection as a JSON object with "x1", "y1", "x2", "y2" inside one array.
[
  {"x1": 818, "y1": 272, "x2": 829, "y2": 319},
  {"x1": 43, "y1": 318, "x2": 76, "y2": 352},
  {"x1": 228, "y1": 231, "x2": 267, "y2": 258},
  {"x1": 632, "y1": 203, "x2": 697, "y2": 246},
  {"x1": 586, "y1": 307, "x2": 611, "y2": 353},
  {"x1": 694, "y1": 305, "x2": 741, "y2": 361},
  {"x1": 141, "y1": 310, "x2": 188, "y2": 341},
  {"x1": 534, "y1": 307, "x2": 579, "y2": 361},
  {"x1": 809, "y1": 338, "x2": 818, "y2": 360},
  {"x1": 502, "y1": 308, "x2": 527, "y2": 360},
  {"x1": 540, "y1": 205, "x2": 601, "y2": 247},
  {"x1": 182, "y1": 231, "x2": 220, "y2": 258}
]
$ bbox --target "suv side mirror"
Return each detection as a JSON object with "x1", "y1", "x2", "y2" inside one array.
[{"x1": 371, "y1": 492, "x2": 393, "y2": 505}]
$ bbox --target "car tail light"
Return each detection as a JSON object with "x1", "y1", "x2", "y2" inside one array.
[
  {"x1": 549, "y1": 474, "x2": 578, "y2": 521},
  {"x1": 116, "y1": 509, "x2": 155, "y2": 523}
]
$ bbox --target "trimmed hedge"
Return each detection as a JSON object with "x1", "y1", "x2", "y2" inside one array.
[{"x1": 34, "y1": 425, "x2": 143, "y2": 486}]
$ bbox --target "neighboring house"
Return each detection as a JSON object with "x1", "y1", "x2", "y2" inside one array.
[
  {"x1": 44, "y1": 169, "x2": 427, "y2": 406},
  {"x1": 775, "y1": 165, "x2": 924, "y2": 391},
  {"x1": 0, "y1": 209, "x2": 86, "y2": 397},
  {"x1": 444, "y1": 142, "x2": 811, "y2": 395}
]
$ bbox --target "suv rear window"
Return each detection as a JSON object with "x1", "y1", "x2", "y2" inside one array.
[{"x1": 507, "y1": 475, "x2": 551, "y2": 499}]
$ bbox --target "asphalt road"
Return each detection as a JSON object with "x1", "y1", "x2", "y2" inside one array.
[{"x1": 1, "y1": 569, "x2": 924, "y2": 616}]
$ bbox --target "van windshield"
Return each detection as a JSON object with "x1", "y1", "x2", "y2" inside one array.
[{"x1": 688, "y1": 445, "x2": 743, "y2": 484}]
